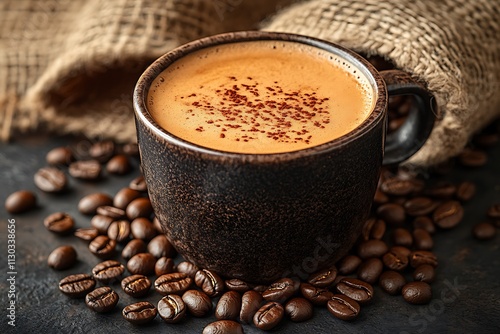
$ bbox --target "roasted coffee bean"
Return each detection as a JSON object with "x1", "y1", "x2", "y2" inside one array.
[
  {"x1": 85, "y1": 286, "x2": 119, "y2": 313},
  {"x1": 413, "y1": 264, "x2": 436, "y2": 283},
  {"x1": 69, "y1": 160, "x2": 102, "y2": 180},
  {"x1": 215, "y1": 291, "x2": 242, "y2": 320},
  {"x1": 327, "y1": 294, "x2": 360, "y2": 321},
  {"x1": 59, "y1": 273, "x2": 96, "y2": 298},
  {"x1": 127, "y1": 252, "x2": 156, "y2": 276},
  {"x1": 129, "y1": 175, "x2": 148, "y2": 192},
  {"x1": 92, "y1": 260, "x2": 125, "y2": 284},
  {"x1": 157, "y1": 294, "x2": 186, "y2": 323},
  {"x1": 96, "y1": 205, "x2": 126, "y2": 219},
  {"x1": 126, "y1": 197, "x2": 153, "y2": 220},
  {"x1": 380, "y1": 178, "x2": 424, "y2": 196},
  {"x1": 122, "y1": 143, "x2": 140, "y2": 157},
  {"x1": 48, "y1": 245, "x2": 77, "y2": 270},
  {"x1": 203, "y1": 320, "x2": 244, "y2": 334},
  {"x1": 34, "y1": 167, "x2": 67, "y2": 193},
  {"x1": 392, "y1": 228, "x2": 413, "y2": 247},
  {"x1": 357, "y1": 239, "x2": 388, "y2": 259},
  {"x1": 404, "y1": 197, "x2": 438, "y2": 216},
  {"x1": 377, "y1": 203, "x2": 406, "y2": 225},
  {"x1": 357, "y1": 258, "x2": 383, "y2": 284},
  {"x1": 413, "y1": 228, "x2": 434, "y2": 250},
  {"x1": 240, "y1": 290, "x2": 263, "y2": 324},
  {"x1": 379, "y1": 270, "x2": 406, "y2": 295},
  {"x1": 176, "y1": 261, "x2": 199, "y2": 278},
  {"x1": 412, "y1": 216, "x2": 436, "y2": 234},
  {"x1": 148, "y1": 234, "x2": 175, "y2": 258},
  {"x1": 307, "y1": 266, "x2": 337, "y2": 288},
  {"x1": 362, "y1": 218, "x2": 386, "y2": 240},
  {"x1": 433, "y1": 200, "x2": 463, "y2": 229},
  {"x1": 425, "y1": 181, "x2": 457, "y2": 199},
  {"x1": 155, "y1": 272, "x2": 193, "y2": 295},
  {"x1": 153, "y1": 216, "x2": 164, "y2": 233},
  {"x1": 373, "y1": 189, "x2": 389, "y2": 205},
  {"x1": 182, "y1": 289, "x2": 213, "y2": 317},
  {"x1": 155, "y1": 257, "x2": 175, "y2": 276},
  {"x1": 402, "y1": 281, "x2": 432, "y2": 304},
  {"x1": 456, "y1": 181, "x2": 476, "y2": 202},
  {"x1": 89, "y1": 140, "x2": 115, "y2": 163},
  {"x1": 284, "y1": 297, "x2": 313, "y2": 322},
  {"x1": 130, "y1": 217, "x2": 157, "y2": 240},
  {"x1": 121, "y1": 274, "x2": 152, "y2": 298},
  {"x1": 458, "y1": 148, "x2": 488, "y2": 167},
  {"x1": 382, "y1": 247, "x2": 409, "y2": 271},
  {"x1": 46, "y1": 146, "x2": 74, "y2": 166},
  {"x1": 78, "y1": 193, "x2": 113, "y2": 215},
  {"x1": 253, "y1": 285, "x2": 268, "y2": 293},
  {"x1": 89, "y1": 235, "x2": 116, "y2": 259},
  {"x1": 409, "y1": 250, "x2": 438, "y2": 268},
  {"x1": 122, "y1": 301, "x2": 157, "y2": 325},
  {"x1": 337, "y1": 255, "x2": 362, "y2": 275},
  {"x1": 107, "y1": 220, "x2": 131, "y2": 243},
  {"x1": 90, "y1": 214, "x2": 114, "y2": 234},
  {"x1": 195, "y1": 269, "x2": 224, "y2": 297},
  {"x1": 472, "y1": 222, "x2": 497, "y2": 240},
  {"x1": 261, "y1": 278, "x2": 295, "y2": 303},
  {"x1": 122, "y1": 238, "x2": 147, "y2": 261},
  {"x1": 5, "y1": 190, "x2": 37, "y2": 214},
  {"x1": 74, "y1": 227, "x2": 99, "y2": 242},
  {"x1": 43, "y1": 212, "x2": 74, "y2": 234},
  {"x1": 113, "y1": 187, "x2": 142, "y2": 210},
  {"x1": 225, "y1": 279, "x2": 251, "y2": 292},
  {"x1": 253, "y1": 301, "x2": 284, "y2": 331},
  {"x1": 106, "y1": 154, "x2": 132, "y2": 175},
  {"x1": 335, "y1": 278, "x2": 374, "y2": 304},
  {"x1": 487, "y1": 204, "x2": 500, "y2": 219},
  {"x1": 299, "y1": 283, "x2": 333, "y2": 306}
]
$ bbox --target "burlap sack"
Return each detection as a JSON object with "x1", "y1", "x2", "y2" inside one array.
[{"x1": 1, "y1": 0, "x2": 499, "y2": 166}]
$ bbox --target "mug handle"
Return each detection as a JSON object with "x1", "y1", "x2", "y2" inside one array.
[{"x1": 380, "y1": 70, "x2": 437, "y2": 165}]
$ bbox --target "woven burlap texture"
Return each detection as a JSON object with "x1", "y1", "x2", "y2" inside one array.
[{"x1": 1, "y1": 0, "x2": 499, "y2": 166}]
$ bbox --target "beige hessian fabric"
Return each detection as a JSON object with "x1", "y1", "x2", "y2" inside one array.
[{"x1": 0, "y1": 0, "x2": 499, "y2": 166}]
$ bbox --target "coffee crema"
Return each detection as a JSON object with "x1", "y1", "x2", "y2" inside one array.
[{"x1": 148, "y1": 41, "x2": 374, "y2": 154}]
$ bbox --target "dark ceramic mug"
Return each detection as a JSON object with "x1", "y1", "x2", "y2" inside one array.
[{"x1": 133, "y1": 31, "x2": 436, "y2": 283}]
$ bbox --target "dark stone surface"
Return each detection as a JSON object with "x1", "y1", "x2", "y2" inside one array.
[{"x1": 1, "y1": 134, "x2": 499, "y2": 333}]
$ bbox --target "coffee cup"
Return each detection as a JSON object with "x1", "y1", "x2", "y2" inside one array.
[{"x1": 133, "y1": 31, "x2": 435, "y2": 283}]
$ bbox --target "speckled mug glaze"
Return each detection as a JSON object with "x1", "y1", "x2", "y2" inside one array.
[{"x1": 133, "y1": 31, "x2": 435, "y2": 283}]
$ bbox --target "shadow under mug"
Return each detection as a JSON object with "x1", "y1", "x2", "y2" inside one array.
[{"x1": 133, "y1": 31, "x2": 436, "y2": 283}]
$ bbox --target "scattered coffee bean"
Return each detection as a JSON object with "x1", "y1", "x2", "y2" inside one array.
[
  {"x1": 74, "y1": 227, "x2": 99, "y2": 242},
  {"x1": 380, "y1": 178, "x2": 423, "y2": 196},
  {"x1": 382, "y1": 247, "x2": 409, "y2": 271},
  {"x1": 373, "y1": 188, "x2": 389, "y2": 205},
  {"x1": 5, "y1": 190, "x2": 37, "y2": 213},
  {"x1": 472, "y1": 222, "x2": 496, "y2": 240},
  {"x1": 126, "y1": 197, "x2": 153, "y2": 220},
  {"x1": 404, "y1": 197, "x2": 437, "y2": 216},
  {"x1": 153, "y1": 216, "x2": 164, "y2": 233},
  {"x1": 157, "y1": 294, "x2": 186, "y2": 323},
  {"x1": 176, "y1": 261, "x2": 199, "y2": 278},
  {"x1": 122, "y1": 301, "x2": 157, "y2": 325},
  {"x1": 107, "y1": 154, "x2": 132, "y2": 175},
  {"x1": 335, "y1": 278, "x2": 374, "y2": 304},
  {"x1": 155, "y1": 257, "x2": 175, "y2": 276},
  {"x1": 122, "y1": 143, "x2": 140, "y2": 157},
  {"x1": 148, "y1": 234, "x2": 174, "y2": 258},
  {"x1": 327, "y1": 294, "x2": 360, "y2": 321},
  {"x1": 130, "y1": 217, "x2": 157, "y2": 240},
  {"x1": 59, "y1": 273, "x2": 96, "y2": 298},
  {"x1": 456, "y1": 181, "x2": 476, "y2": 202},
  {"x1": 48, "y1": 245, "x2": 77, "y2": 270},
  {"x1": 357, "y1": 239, "x2": 389, "y2": 259},
  {"x1": 433, "y1": 201, "x2": 464, "y2": 229},
  {"x1": 34, "y1": 167, "x2": 67, "y2": 193},
  {"x1": 377, "y1": 203, "x2": 406, "y2": 225},
  {"x1": 225, "y1": 278, "x2": 251, "y2": 293},
  {"x1": 299, "y1": 283, "x2": 333, "y2": 306},
  {"x1": 90, "y1": 214, "x2": 114, "y2": 234},
  {"x1": 89, "y1": 235, "x2": 116, "y2": 259},
  {"x1": 155, "y1": 272, "x2": 193, "y2": 296},
  {"x1": 413, "y1": 228, "x2": 434, "y2": 250},
  {"x1": 392, "y1": 228, "x2": 413, "y2": 247},
  {"x1": 121, "y1": 274, "x2": 152, "y2": 298},
  {"x1": 69, "y1": 160, "x2": 102, "y2": 180},
  {"x1": 262, "y1": 278, "x2": 296, "y2": 303},
  {"x1": 215, "y1": 290, "x2": 242, "y2": 320},
  {"x1": 357, "y1": 258, "x2": 383, "y2": 284},
  {"x1": 379, "y1": 270, "x2": 406, "y2": 295},
  {"x1": 85, "y1": 286, "x2": 119, "y2": 313},
  {"x1": 195, "y1": 269, "x2": 224, "y2": 298},
  {"x1": 127, "y1": 252, "x2": 156, "y2": 276},
  {"x1": 253, "y1": 301, "x2": 284, "y2": 331},
  {"x1": 412, "y1": 216, "x2": 436, "y2": 234},
  {"x1": 203, "y1": 320, "x2": 244, "y2": 334},
  {"x1": 307, "y1": 266, "x2": 337, "y2": 288},
  {"x1": 285, "y1": 297, "x2": 313, "y2": 322},
  {"x1": 487, "y1": 204, "x2": 500, "y2": 219},
  {"x1": 43, "y1": 212, "x2": 74, "y2": 234},
  {"x1": 92, "y1": 260, "x2": 125, "y2": 284},
  {"x1": 122, "y1": 238, "x2": 147, "y2": 261},
  {"x1": 96, "y1": 205, "x2": 126, "y2": 219},
  {"x1": 107, "y1": 220, "x2": 131, "y2": 243},
  {"x1": 458, "y1": 148, "x2": 488, "y2": 167},
  {"x1": 113, "y1": 187, "x2": 142, "y2": 209},
  {"x1": 89, "y1": 140, "x2": 115, "y2": 163},
  {"x1": 129, "y1": 175, "x2": 148, "y2": 192},
  {"x1": 412, "y1": 264, "x2": 436, "y2": 283},
  {"x1": 409, "y1": 250, "x2": 438, "y2": 268},
  {"x1": 46, "y1": 146, "x2": 74, "y2": 166},
  {"x1": 78, "y1": 193, "x2": 113, "y2": 215},
  {"x1": 240, "y1": 290, "x2": 263, "y2": 324},
  {"x1": 362, "y1": 218, "x2": 386, "y2": 240},
  {"x1": 253, "y1": 285, "x2": 268, "y2": 293},
  {"x1": 425, "y1": 181, "x2": 457, "y2": 199},
  {"x1": 402, "y1": 281, "x2": 432, "y2": 304},
  {"x1": 182, "y1": 289, "x2": 213, "y2": 317},
  {"x1": 337, "y1": 254, "x2": 362, "y2": 275}
]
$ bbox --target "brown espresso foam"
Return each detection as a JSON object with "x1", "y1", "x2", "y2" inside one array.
[{"x1": 147, "y1": 41, "x2": 375, "y2": 154}]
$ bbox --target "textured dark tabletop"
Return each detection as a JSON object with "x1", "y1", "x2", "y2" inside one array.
[{"x1": 0, "y1": 134, "x2": 499, "y2": 334}]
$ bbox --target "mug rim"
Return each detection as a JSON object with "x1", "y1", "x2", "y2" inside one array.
[{"x1": 133, "y1": 31, "x2": 387, "y2": 161}]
